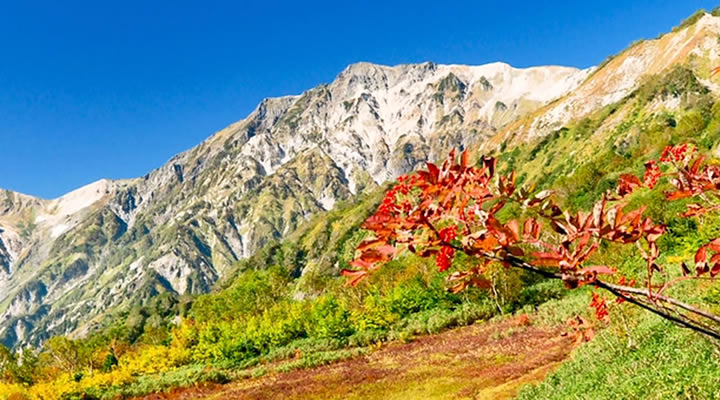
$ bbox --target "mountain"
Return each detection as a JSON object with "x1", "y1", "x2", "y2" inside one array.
[
  {"x1": 483, "y1": 12, "x2": 720, "y2": 149},
  {"x1": 0, "y1": 61, "x2": 591, "y2": 347},
  {"x1": 5, "y1": 11, "x2": 720, "y2": 349}
]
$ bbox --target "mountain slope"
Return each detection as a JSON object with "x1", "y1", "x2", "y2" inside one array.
[
  {"x1": 484, "y1": 13, "x2": 720, "y2": 149},
  {"x1": 0, "y1": 62, "x2": 590, "y2": 347}
]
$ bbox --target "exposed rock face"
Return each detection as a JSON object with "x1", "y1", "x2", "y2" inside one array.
[
  {"x1": 487, "y1": 13, "x2": 720, "y2": 147},
  {"x1": 0, "y1": 60, "x2": 589, "y2": 347}
]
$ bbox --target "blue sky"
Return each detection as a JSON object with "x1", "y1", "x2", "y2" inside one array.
[{"x1": 0, "y1": 1, "x2": 717, "y2": 198}]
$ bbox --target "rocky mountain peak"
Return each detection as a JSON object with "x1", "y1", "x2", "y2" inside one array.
[{"x1": 0, "y1": 58, "x2": 595, "y2": 347}]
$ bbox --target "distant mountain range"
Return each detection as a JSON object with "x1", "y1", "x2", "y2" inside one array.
[{"x1": 2, "y1": 11, "x2": 720, "y2": 348}]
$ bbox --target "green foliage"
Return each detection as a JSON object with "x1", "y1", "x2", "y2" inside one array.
[
  {"x1": 12, "y1": 349, "x2": 38, "y2": 385},
  {"x1": 383, "y1": 276, "x2": 443, "y2": 315},
  {"x1": 637, "y1": 65, "x2": 709, "y2": 103},
  {"x1": 308, "y1": 297, "x2": 354, "y2": 340},
  {"x1": 102, "y1": 353, "x2": 118, "y2": 373},
  {"x1": 0, "y1": 344, "x2": 16, "y2": 382},
  {"x1": 673, "y1": 9, "x2": 707, "y2": 32},
  {"x1": 192, "y1": 266, "x2": 292, "y2": 323},
  {"x1": 517, "y1": 310, "x2": 720, "y2": 399},
  {"x1": 40, "y1": 337, "x2": 81, "y2": 374},
  {"x1": 674, "y1": 110, "x2": 707, "y2": 138}
]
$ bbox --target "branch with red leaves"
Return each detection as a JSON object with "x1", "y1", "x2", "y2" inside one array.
[{"x1": 343, "y1": 146, "x2": 720, "y2": 341}]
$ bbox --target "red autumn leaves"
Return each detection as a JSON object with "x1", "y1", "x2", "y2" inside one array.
[
  {"x1": 436, "y1": 227, "x2": 457, "y2": 272},
  {"x1": 344, "y1": 144, "x2": 720, "y2": 327},
  {"x1": 643, "y1": 144, "x2": 720, "y2": 204},
  {"x1": 642, "y1": 142, "x2": 689, "y2": 190},
  {"x1": 693, "y1": 238, "x2": 720, "y2": 278}
]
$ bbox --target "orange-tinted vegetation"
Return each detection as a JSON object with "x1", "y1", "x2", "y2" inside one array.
[{"x1": 136, "y1": 316, "x2": 571, "y2": 400}]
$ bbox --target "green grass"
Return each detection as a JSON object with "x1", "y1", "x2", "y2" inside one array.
[
  {"x1": 517, "y1": 310, "x2": 720, "y2": 400},
  {"x1": 69, "y1": 364, "x2": 231, "y2": 400},
  {"x1": 273, "y1": 348, "x2": 368, "y2": 373}
]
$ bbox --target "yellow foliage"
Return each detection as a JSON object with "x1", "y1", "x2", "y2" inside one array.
[
  {"x1": 119, "y1": 345, "x2": 174, "y2": 375},
  {"x1": 0, "y1": 383, "x2": 27, "y2": 400},
  {"x1": 167, "y1": 319, "x2": 199, "y2": 365},
  {"x1": 0, "y1": 343, "x2": 180, "y2": 400}
]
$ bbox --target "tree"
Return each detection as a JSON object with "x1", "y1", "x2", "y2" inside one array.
[
  {"x1": 13, "y1": 348, "x2": 38, "y2": 385},
  {"x1": 343, "y1": 146, "x2": 720, "y2": 340},
  {"x1": 0, "y1": 344, "x2": 15, "y2": 382},
  {"x1": 39, "y1": 336, "x2": 81, "y2": 377}
]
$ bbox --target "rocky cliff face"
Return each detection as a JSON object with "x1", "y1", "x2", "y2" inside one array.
[{"x1": 485, "y1": 13, "x2": 720, "y2": 149}]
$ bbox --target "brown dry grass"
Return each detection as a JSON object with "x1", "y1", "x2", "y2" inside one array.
[{"x1": 135, "y1": 315, "x2": 573, "y2": 400}]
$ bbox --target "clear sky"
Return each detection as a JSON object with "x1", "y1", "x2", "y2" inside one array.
[{"x1": 0, "y1": 1, "x2": 717, "y2": 198}]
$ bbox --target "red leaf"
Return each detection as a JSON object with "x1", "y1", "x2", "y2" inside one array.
[
  {"x1": 710, "y1": 253, "x2": 720, "y2": 266},
  {"x1": 532, "y1": 252, "x2": 564, "y2": 261},
  {"x1": 578, "y1": 265, "x2": 616, "y2": 276},
  {"x1": 357, "y1": 250, "x2": 387, "y2": 263},
  {"x1": 690, "y1": 155, "x2": 706, "y2": 174},
  {"x1": 426, "y1": 162, "x2": 440, "y2": 183},
  {"x1": 348, "y1": 259, "x2": 374, "y2": 269},
  {"x1": 469, "y1": 277, "x2": 492, "y2": 289},
  {"x1": 682, "y1": 204, "x2": 707, "y2": 217},
  {"x1": 507, "y1": 220, "x2": 520, "y2": 242},
  {"x1": 449, "y1": 281, "x2": 468, "y2": 293},
  {"x1": 507, "y1": 245, "x2": 525, "y2": 257},
  {"x1": 523, "y1": 219, "x2": 536, "y2": 240},
  {"x1": 665, "y1": 190, "x2": 693, "y2": 200},
  {"x1": 708, "y1": 238, "x2": 720, "y2": 253},
  {"x1": 375, "y1": 245, "x2": 398, "y2": 257},
  {"x1": 617, "y1": 174, "x2": 642, "y2": 197},
  {"x1": 618, "y1": 206, "x2": 646, "y2": 227},
  {"x1": 356, "y1": 238, "x2": 384, "y2": 251},
  {"x1": 583, "y1": 327, "x2": 596, "y2": 342},
  {"x1": 696, "y1": 245, "x2": 708, "y2": 267},
  {"x1": 645, "y1": 224, "x2": 666, "y2": 243},
  {"x1": 712, "y1": 263, "x2": 720, "y2": 278},
  {"x1": 460, "y1": 150, "x2": 469, "y2": 168}
]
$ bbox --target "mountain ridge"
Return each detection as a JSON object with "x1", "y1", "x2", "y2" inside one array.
[{"x1": 0, "y1": 59, "x2": 590, "y2": 347}]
